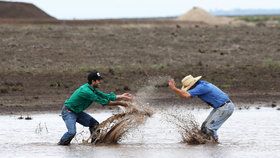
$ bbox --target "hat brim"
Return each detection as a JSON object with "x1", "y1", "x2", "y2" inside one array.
[{"x1": 181, "y1": 76, "x2": 202, "y2": 91}]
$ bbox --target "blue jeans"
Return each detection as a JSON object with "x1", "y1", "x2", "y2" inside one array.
[
  {"x1": 58, "y1": 106, "x2": 99, "y2": 145},
  {"x1": 201, "y1": 102, "x2": 235, "y2": 140}
]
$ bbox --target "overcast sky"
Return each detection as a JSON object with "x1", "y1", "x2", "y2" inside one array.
[{"x1": 4, "y1": 0, "x2": 280, "y2": 19}]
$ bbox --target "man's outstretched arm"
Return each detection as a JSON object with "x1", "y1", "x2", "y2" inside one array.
[{"x1": 168, "y1": 79, "x2": 191, "y2": 99}]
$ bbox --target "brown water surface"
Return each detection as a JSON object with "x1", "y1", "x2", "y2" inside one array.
[{"x1": 0, "y1": 106, "x2": 280, "y2": 158}]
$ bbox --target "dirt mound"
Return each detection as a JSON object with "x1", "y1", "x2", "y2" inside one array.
[
  {"x1": 177, "y1": 7, "x2": 243, "y2": 25},
  {"x1": 0, "y1": 1, "x2": 55, "y2": 20}
]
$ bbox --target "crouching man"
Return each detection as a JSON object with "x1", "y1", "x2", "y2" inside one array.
[
  {"x1": 168, "y1": 75, "x2": 234, "y2": 142},
  {"x1": 58, "y1": 70, "x2": 132, "y2": 145}
]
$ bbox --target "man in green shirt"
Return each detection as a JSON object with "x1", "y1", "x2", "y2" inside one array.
[{"x1": 58, "y1": 71, "x2": 132, "y2": 145}]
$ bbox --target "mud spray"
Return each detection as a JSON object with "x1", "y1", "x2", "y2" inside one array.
[
  {"x1": 84, "y1": 101, "x2": 153, "y2": 145},
  {"x1": 84, "y1": 76, "x2": 214, "y2": 145},
  {"x1": 164, "y1": 111, "x2": 215, "y2": 145},
  {"x1": 84, "y1": 76, "x2": 169, "y2": 145}
]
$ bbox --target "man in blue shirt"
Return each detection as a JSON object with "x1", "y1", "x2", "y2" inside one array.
[{"x1": 168, "y1": 75, "x2": 235, "y2": 142}]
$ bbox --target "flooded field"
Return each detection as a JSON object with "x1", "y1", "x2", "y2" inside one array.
[{"x1": 0, "y1": 106, "x2": 280, "y2": 158}]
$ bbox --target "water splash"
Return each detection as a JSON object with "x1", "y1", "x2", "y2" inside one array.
[
  {"x1": 133, "y1": 76, "x2": 170, "y2": 110},
  {"x1": 85, "y1": 101, "x2": 153, "y2": 145},
  {"x1": 164, "y1": 111, "x2": 215, "y2": 145},
  {"x1": 84, "y1": 76, "x2": 169, "y2": 145},
  {"x1": 134, "y1": 76, "x2": 170, "y2": 99}
]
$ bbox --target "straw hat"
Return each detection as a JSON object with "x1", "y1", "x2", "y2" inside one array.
[{"x1": 181, "y1": 75, "x2": 202, "y2": 91}]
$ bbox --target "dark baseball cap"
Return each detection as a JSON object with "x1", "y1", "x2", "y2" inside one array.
[{"x1": 87, "y1": 71, "x2": 103, "y2": 83}]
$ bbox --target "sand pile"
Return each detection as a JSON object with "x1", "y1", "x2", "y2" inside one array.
[
  {"x1": 177, "y1": 7, "x2": 243, "y2": 25},
  {"x1": 165, "y1": 112, "x2": 215, "y2": 144},
  {"x1": 84, "y1": 101, "x2": 153, "y2": 145}
]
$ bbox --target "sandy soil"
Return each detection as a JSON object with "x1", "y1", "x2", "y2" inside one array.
[{"x1": 0, "y1": 20, "x2": 279, "y2": 114}]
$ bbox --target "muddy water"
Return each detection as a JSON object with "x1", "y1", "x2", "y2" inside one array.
[
  {"x1": 0, "y1": 107, "x2": 280, "y2": 158},
  {"x1": 89, "y1": 102, "x2": 153, "y2": 145}
]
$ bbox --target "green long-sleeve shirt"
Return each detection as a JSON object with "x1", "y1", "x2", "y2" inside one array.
[{"x1": 64, "y1": 83, "x2": 116, "y2": 113}]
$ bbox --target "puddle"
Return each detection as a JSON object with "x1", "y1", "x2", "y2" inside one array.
[{"x1": 0, "y1": 107, "x2": 280, "y2": 158}]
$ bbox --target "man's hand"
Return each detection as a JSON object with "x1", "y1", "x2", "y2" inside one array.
[
  {"x1": 168, "y1": 79, "x2": 176, "y2": 90},
  {"x1": 168, "y1": 79, "x2": 191, "y2": 99}
]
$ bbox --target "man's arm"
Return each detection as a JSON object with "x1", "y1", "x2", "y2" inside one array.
[
  {"x1": 168, "y1": 79, "x2": 192, "y2": 99},
  {"x1": 107, "y1": 101, "x2": 129, "y2": 107},
  {"x1": 107, "y1": 93, "x2": 132, "y2": 107},
  {"x1": 94, "y1": 89, "x2": 117, "y2": 101},
  {"x1": 95, "y1": 89, "x2": 132, "y2": 102}
]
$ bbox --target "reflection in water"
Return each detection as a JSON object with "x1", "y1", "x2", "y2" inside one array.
[{"x1": 0, "y1": 107, "x2": 280, "y2": 158}]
